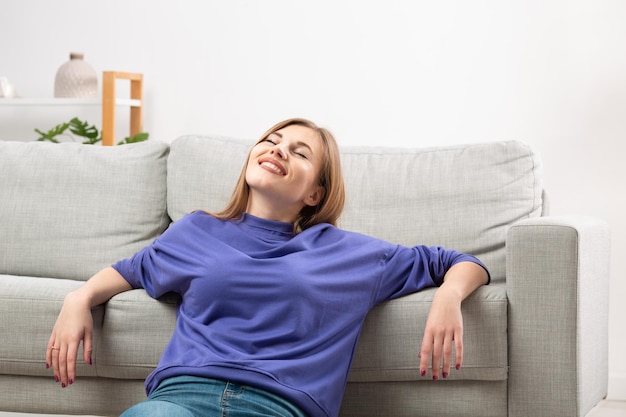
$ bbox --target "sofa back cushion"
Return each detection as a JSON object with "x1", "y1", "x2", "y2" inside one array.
[
  {"x1": 167, "y1": 135, "x2": 252, "y2": 221},
  {"x1": 0, "y1": 140, "x2": 170, "y2": 281},
  {"x1": 340, "y1": 141, "x2": 543, "y2": 281},
  {"x1": 167, "y1": 136, "x2": 543, "y2": 282}
]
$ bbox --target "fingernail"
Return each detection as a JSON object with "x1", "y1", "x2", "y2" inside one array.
[
  {"x1": 418, "y1": 351, "x2": 421, "y2": 358},
  {"x1": 420, "y1": 369, "x2": 426, "y2": 377},
  {"x1": 61, "y1": 382, "x2": 66, "y2": 388},
  {"x1": 69, "y1": 378, "x2": 73, "y2": 385},
  {"x1": 455, "y1": 364, "x2": 461, "y2": 370},
  {"x1": 88, "y1": 357, "x2": 93, "y2": 365},
  {"x1": 432, "y1": 375, "x2": 439, "y2": 381},
  {"x1": 54, "y1": 376, "x2": 59, "y2": 383},
  {"x1": 443, "y1": 372, "x2": 449, "y2": 379},
  {"x1": 46, "y1": 363, "x2": 50, "y2": 369}
]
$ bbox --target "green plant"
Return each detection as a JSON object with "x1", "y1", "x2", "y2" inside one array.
[{"x1": 35, "y1": 117, "x2": 149, "y2": 145}]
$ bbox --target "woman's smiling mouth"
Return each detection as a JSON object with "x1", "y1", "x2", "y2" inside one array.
[{"x1": 259, "y1": 159, "x2": 286, "y2": 175}]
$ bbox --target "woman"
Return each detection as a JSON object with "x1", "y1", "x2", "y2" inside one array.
[{"x1": 47, "y1": 118, "x2": 489, "y2": 417}]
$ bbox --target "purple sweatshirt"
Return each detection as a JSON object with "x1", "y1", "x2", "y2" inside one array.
[{"x1": 112, "y1": 211, "x2": 488, "y2": 417}]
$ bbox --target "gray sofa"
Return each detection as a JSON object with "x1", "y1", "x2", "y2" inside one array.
[{"x1": 0, "y1": 136, "x2": 609, "y2": 417}]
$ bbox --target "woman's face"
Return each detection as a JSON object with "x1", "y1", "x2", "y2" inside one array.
[{"x1": 245, "y1": 124, "x2": 325, "y2": 223}]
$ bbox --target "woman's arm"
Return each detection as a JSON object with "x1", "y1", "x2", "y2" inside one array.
[
  {"x1": 419, "y1": 261, "x2": 489, "y2": 380},
  {"x1": 46, "y1": 266, "x2": 133, "y2": 388}
]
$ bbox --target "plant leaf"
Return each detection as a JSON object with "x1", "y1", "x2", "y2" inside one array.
[
  {"x1": 69, "y1": 117, "x2": 100, "y2": 139},
  {"x1": 34, "y1": 117, "x2": 148, "y2": 146},
  {"x1": 34, "y1": 122, "x2": 70, "y2": 142},
  {"x1": 118, "y1": 132, "x2": 149, "y2": 145}
]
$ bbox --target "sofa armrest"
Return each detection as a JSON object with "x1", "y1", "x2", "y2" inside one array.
[{"x1": 506, "y1": 216, "x2": 610, "y2": 417}]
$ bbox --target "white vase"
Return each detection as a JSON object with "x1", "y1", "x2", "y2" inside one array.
[
  {"x1": 0, "y1": 76, "x2": 17, "y2": 98},
  {"x1": 54, "y1": 52, "x2": 98, "y2": 98}
]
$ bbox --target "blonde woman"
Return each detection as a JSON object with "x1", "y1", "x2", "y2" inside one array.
[{"x1": 47, "y1": 118, "x2": 489, "y2": 417}]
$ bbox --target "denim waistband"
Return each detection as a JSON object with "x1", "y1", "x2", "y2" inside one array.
[{"x1": 120, "y1": 375, "x2": 308, "y2": 417}]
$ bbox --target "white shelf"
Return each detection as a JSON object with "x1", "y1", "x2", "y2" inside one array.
[
  {"x1": 0, "y1": 98, "x2": 141, "y2": 107},
  {"x1": 1, "y1": 72, "x2": 144, "y2": 145}
]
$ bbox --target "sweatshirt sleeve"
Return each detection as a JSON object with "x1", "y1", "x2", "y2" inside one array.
[
  {"x1": 375, "y1": 244, "x2": 490, "y2": 304},
  {"x1": 111, "y1": 214, "x2": 203, "y2": 299}
]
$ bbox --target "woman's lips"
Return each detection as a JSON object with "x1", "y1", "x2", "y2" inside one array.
[{"x1": 259, "y1": 158, "x2": 286, "y2": 175}]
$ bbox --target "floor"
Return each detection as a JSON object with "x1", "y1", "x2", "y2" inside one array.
[
  {"x1": 585, "y1": 400, "x2": 626, "y2": 417},
  {"x1": 0, "y1": 400, "x2": 624, "y2": 416}
]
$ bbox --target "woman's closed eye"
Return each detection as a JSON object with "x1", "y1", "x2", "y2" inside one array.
[
  {"x1": 294, "y1": 149, "x2": 308, "y2": 159},
  {"x1": 263, "y1": 138, "x2": 309, "y2": 159}
]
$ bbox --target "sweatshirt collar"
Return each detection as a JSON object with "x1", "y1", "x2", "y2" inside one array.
[{"x1": 240, "y1": 213, "x2": 295, "y2": 239}]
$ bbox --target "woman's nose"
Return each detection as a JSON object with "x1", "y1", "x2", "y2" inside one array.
[{"x1": 271, "y1": 143, "x2": 287, "y2": 159}]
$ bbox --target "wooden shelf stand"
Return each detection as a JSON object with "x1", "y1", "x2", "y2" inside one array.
[{"x1": 102, "y1": 71, "x2": 143, "y2": 146}]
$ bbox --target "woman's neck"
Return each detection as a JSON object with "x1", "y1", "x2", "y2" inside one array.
[{"x1": 245, "y1": 194, "x2": 300, "y2": 224}]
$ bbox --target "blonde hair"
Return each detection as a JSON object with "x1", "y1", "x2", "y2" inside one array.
[{"x1": 212, "y1": 118, "x2": 345, "y2": 233}]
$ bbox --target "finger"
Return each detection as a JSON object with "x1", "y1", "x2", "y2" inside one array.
[
  {"x1": 441, "y1": 331, "x2": 454, "y2": 378},
  {"x1": 50, "y1": 345, "x2": 60, "y2": 384},
  {"x1": 419, "y1": 336, "x2": 432, "y2": 377},
  {"x1": 58, "y1": 345, "x2": 68, "y2": 388},
  {"x1": 454, "y1": 327, "x2": 464, "y2": 371},
  {"x1": 431, "y1": 333, "x2": 443, "y2": 380},
  {"x1": 46, "y1": 336, "x2": 55, "y2": 370},
  {"x1": 66, "y1": 341, "x2": 79, "y2": 386},
  {"x1": 83, "y1": 327, "x2": 93, "y2": 366}
]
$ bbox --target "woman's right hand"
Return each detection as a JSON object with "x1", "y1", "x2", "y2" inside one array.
[
  {"x1": 46, "y1": 291, "x2": 94, "y2": 388},
  {"x1": 44, "y1": 267, "x2": 133, "y2": 387}
]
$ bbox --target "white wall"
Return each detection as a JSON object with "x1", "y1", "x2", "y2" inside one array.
[{"x1": 2, "y1": 0, "x2": 625, "y2": 400}]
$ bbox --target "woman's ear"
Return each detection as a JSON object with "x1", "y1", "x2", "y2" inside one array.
[{"x1": 303, "y1": 185, "x2": 325, "y2": 207}]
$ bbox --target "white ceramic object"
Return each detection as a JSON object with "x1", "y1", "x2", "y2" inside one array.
[
  {"x1": 0, "y1": 76, "x2": 17, "y2": 98},
  {"x1": 54, "y1": 52, "x2": 98, "y2": 98}
]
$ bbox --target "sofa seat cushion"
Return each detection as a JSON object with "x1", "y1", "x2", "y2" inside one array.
[
  {"x1": 0, "y1": 275, "x2": 177, "y2": 381},
  {"x1": 0, "y1": 275, "x2": 102, "y2": 378},
  {"x1": 82, "y1": 284, "x2": 506, "y2": 383},
  {"x1": 96, "y1": 289, "x2": 177, "y2": 379},
  {"x1": 349, "y1": 283, "x2": 508, "y2": 382},
  {"x1": 0, "y1": 140, "x2": 171, "y2": 281}
]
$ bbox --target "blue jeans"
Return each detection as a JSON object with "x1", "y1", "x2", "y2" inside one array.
[{"x1": 120, "y1": 376, "x2": 307, "y2": 417}]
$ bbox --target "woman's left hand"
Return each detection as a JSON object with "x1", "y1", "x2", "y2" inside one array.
[
  {"x1": 419, "y1": 286, "x2": 464, "y2": 380},
  {"x1": 418, "y1": 261, "x2": 488, "y2": 380}
]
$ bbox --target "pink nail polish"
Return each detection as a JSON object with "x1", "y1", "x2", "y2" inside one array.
[
  {"x1": 455, "y1": 364, "x2": 461, "y2": 370},
  {"x1": 432, "y1": 375, "x2": 439, "y2": 381},
  {"x1": 69, "y1": 379, "x2": 73, "y2": 385},
  {"x1": 443, "y1": 372, "x2": 449, "y2": 379},
  {"x1": 54, "y1": 376, "x2": 59, "y2": 383},
  {"x1": 46, "y1": 363, "x2": 50, "y2": 369},
  {"x1": 420, "y1": 369, "x2": 426, "y2": 377},
  {"x1": 88, "y1": 357, "x2": 93, "y2": 365},
  {"x1": 61, "y1": 382, "x2": 66, "y2": 388}
]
